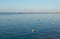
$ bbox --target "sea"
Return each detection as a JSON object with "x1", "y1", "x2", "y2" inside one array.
[{"x1": 0, "y1": 13, "x2": 60, "y2": 39}]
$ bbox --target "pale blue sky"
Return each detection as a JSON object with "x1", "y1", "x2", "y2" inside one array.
[{"x1": 0, "y1": 0, "x2": 60, "y2": 12}]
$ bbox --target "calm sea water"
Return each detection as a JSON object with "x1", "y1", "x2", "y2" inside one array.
[{"x1": 0, "y1": 13, "x2": 60, "y2": 39}]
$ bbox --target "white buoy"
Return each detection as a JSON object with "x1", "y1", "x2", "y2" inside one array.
[{"x1": 32, "y1": 29, "x2": 36, "y2": 32}]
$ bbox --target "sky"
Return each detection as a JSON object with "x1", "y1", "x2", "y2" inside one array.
[{"x1": 0, "y1": 0, "x2": 60, "y2": 12}]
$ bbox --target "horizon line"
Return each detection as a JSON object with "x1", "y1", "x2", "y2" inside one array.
[{"x1": 0, "y1": 12, "x2": 60, "y2": 14}]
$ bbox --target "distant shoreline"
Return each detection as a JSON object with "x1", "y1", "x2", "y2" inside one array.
[{"x1": 0, "y1": 12, "x2": 60, "y2": 14}]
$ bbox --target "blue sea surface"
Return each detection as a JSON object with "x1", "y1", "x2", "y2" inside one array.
[{"x1": 0, "y1": 13, "x2": 60, "y2": 39}]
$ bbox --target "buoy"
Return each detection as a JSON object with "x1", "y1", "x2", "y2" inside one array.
[{"x1": 32, "y1": 29, "x2": 36, "y2": 32}]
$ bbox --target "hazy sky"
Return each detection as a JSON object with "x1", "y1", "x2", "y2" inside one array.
[{"x1": 0, "y1": 0, "x2": 60, "y2": 12}]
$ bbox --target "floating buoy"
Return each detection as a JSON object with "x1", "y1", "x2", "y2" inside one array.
[{"x1": 32, "y1": 29, "x2": 36, "y2": 32}]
